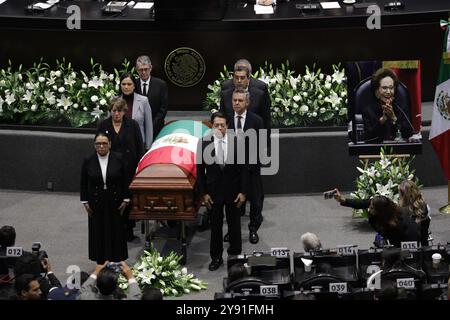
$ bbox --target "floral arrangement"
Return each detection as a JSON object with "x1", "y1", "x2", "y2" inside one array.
[
  {"x1": 0, "y1": 58, "x2": 135, "y2": 128},
  {"x1": 204, "y1": 61, "x2": 348, "y2": 127},
  {"x1": 118, "y1": 247, "x2": 208, "y2": 297},
  {"x1": 350, "y1": 148, "x2": 421, "y2": 218}
]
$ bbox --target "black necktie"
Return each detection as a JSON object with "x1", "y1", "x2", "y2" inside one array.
[
  {"x1": 237, "y1": 115, "x2": 242, "y2": 130},
  {"x1": 142, "y1": 83, "x2": 147, "y2": 96}
]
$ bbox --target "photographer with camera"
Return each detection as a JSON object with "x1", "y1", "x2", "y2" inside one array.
[
  {"x1": 14, "y1": 250, "x2": 62, "y2": 299},
  {"x1": 327, "y1": 189, "x2": 420, "y2": 247},
  {"x1": 78, "y1": 261, "x2": 141, "y2": 300}
]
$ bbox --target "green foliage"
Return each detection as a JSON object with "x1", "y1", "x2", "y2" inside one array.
[
  {"x1": 351, "y1": 147, "x2": 422, "y2": 218},
  {"x1": 0, "y1": 59, "x2": 136, "y2": 127},
  {"x1": 204, "y1": 61, "x2": 348, "y2": 127}
]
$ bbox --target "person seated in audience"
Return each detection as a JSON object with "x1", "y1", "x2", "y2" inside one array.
[
  {"x1": 300, "y1": 232, "x2": 322, "y2": 252},
  {"x1": 227, "y1": 263, "x2": 250, "y2": 284},
  {"x1": 332, "y1": 180, "x2": 429, "y2": 246},
  {"x1": 361, "y1": 68, "x2": 413, "y2": 143},
  {"x1": 14, "y1": 274, "x2": 42, "y2": 300},
  {"x1": 78, "y1": 261, "x2": 141, "y2": 300},
  {"x1": 0, "y1": 225, "x2": 16, "y2": 254},
  {"x1": 14, "y1": 252, "x2": 62, "y2": 299},
  {"x1": 141, "y1": 287, "x2": 163, "y2": 300}
]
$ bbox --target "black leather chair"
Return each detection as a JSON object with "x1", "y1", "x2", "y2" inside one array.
[{"x1": 352, "y1": 77, "x2": 412, "y2": 143}]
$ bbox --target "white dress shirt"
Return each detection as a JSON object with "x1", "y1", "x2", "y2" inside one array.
[
  {"x1": 234, "y1": 111, "x2": 247, "y2": 132},
  {"x1": 214, "y1": 133, "x2": 228, "y2": 164},
  {"x1": 97, "y1": 152, "x2": 109, "y2": 190}
]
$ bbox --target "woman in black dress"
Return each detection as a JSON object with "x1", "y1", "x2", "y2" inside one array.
[
  {"x1": 80, "y1": 133, "x2": 130, "y2": 264},
  {"x1": 97, "y1": 97, "x2": 145, "y2": 241}
]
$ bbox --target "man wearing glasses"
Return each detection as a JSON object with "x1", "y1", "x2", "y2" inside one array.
[{"x1": 134, "y1": 55, "x2": 168, "y2": 138}]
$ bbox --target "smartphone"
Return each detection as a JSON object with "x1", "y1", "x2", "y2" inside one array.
[{"x1": 323, "y1": 190, "x2": 337, "y2": 199}]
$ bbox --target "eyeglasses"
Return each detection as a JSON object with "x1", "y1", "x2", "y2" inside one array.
[
  {"x1": 380, "y1": 86, "x2": 395, "y2": 92},
  {"x1": 94, "y1": 142, "x2": 109, "y2": 146}
]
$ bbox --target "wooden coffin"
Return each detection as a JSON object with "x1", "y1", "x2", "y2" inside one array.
[{"x1": 129, "y1": 163, "x2": 200, "y2": 221}]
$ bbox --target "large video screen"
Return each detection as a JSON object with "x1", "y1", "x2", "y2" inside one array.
[{"x1": 346, "y1": 60, "x2": 423, "y2": 156}]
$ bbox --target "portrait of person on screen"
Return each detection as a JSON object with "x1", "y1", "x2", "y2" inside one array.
[{"x1": 361, "y1": 68, "x2": 413, "y2": 143}]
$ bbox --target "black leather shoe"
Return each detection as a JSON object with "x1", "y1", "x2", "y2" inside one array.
[
  {"x1": 249, "y1": 231, "x2": 259, "y2": 244},
  {"x1": 208, "y1": 258, "x2": 223, "y2": 271},
  {"x1": 223, "y1": 233, "x2": 229, "y2": 242}
]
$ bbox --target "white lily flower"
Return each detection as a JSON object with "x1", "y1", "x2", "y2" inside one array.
[
  {"x1": 56, "y1": 95, "x2": 73, "y2": 111},
  {"x1": 83, "y1": 107, "x2": 88, "y2": 111},
  {"x1": 5, "y1": 92, "x2": 16, "y2": 105},
  {"x1": 54, "y1": 70, "x2": 62, "y2": 77},
  {"x1": 25, "y1": 82, "x2": 35, "y2": 90},
  {"x1": 324, "y1": 82, "x2": 332, "y2": 90},
  {"x1": 109, "y1": 74, "x2": 114, "y2": 80},
  {"x1": 44, "y1": 91, "x2": 56, "y2": 105},
  {"x1": 64, "y1": 78, "x2": 76, "y2": 86},
  {"x1": 332, "y1": 69, "x2": 346, "y2": 84},
  {"x1": 99, "y1": 99, "x2": 107, "y2": 106},
  {"x1": 171, "y1": 289, "x2": 178, "y2": 295},
  {"x1": 157, "y1": 257, "x2": 163, "y2": 262},
  {"x1": 58, "y1": 87, "x2": 65, "y2": 93},
  {"x1": 106, "y1": 92, "x2": 112, "y2": 98},
  {"x1": 90, "y1": 105, "x2": 103, "y2": 119},
  {"x1": 81, "y1": 83, "x2": 87, "y2": 89},
  {"x1": 88, "y1": 77, "x2": 104, "y2": 88},
  {"x1": 0, "y1": 80, "x2": 6, "y2": 87},
  {"x1": 31, "y1": 104, "x2": 37, "y2": 112},
  {"x1": 293, "y1": 95, "x2": 301, "y2": 102},
  {"x1": 73, "y1": 103, "x2": 79, "y2": 109},
  {"x1": 22, "y1": 90, "x2": 33, "y2": 103},
  {"x1": 17, "y1": 74, "x2": 22, "y2": 80},
  {"x1": 90, "y1": 95, "x2": 98, "y2": 103},
  {"x1": 38, "y1": 76, "x2": 45, "y2": 82},
  {"x1": 319, "y1": 107, "x2": 326, "y2": 114}
]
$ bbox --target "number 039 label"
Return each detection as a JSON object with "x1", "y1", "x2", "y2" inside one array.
[{"x1": 329, "y1": 282, "x2": 348, "y2": 293}]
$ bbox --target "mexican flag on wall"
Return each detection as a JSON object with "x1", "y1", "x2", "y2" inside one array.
[{"x1": 430, "y1": 22, "x2": 450, "y2": 180}]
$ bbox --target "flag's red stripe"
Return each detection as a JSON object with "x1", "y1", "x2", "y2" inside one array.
[
  {"x1": 136, "y1": 146, "x2": 196, "y2": 177},
  {"x1": 430, "y1": 130, "x2": 450, "y2": 179}
]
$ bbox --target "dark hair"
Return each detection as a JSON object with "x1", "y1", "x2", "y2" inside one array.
[
  {"x1": 234, "y1": 65, "x2": 250, "y2": 78},
  {"x1": 141, "y1": 287, "x2": 163, "y2": 300},
  {"x1": 234, "y1": 59, "x2": 252, "y2": 74},
  {"x1": 94, "y1": 132, "x2": 111, "y2": 142},
  {"x1": 228, "y1": 263, "x2": 248, "y2": 284},
  {"x1": 108, "y1": 97, "x2": 128, "y2": 112},
  {"x1": 371, "y1": 68, "x2": 398, "y2": 93},
  {"x1": 15, "y1": 273, "x2": 36, "y2": 296},
  {"x1": 118, "y1": 73, "x2": 135, "y2": 95},
  {"x1": 96, "y1": 268, "x2": 119, "y2": 296},
  {"x1": 0, "y1": 225, "x2": 16, "y2": 248},
  {"x1": 370, "y1": 196, "x2": 400, "y2": 234},
  {"x1": 316, "y1": 262, "x2": 333, "y2": 275},
  {"x1": 211, "y1": 111, "x2": 228, "y2": 125},
  {"x1": 14, "y1": 251, "x2": 42, "y2": 277}
]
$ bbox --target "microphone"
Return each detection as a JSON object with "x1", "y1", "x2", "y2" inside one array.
[{"x1": 393, "y1": 102, "x2": 416, "y2": 135}]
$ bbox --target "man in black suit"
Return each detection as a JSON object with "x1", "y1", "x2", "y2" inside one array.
[
  {"x1": 221, "y1": 59, "x2": 269, "y2": 95},
  {"x1": 196, "y1": 112, "x2": 247, "y2": 271},
  {"x1": 226, "y1": 89, "x2": 265, "y2": 244},
  {"x1": 219, "y1": 64, "x2": 271, "y2": 143},
  {"x1": 134, "y1": 55, "x2": 168, "y2": 139}
]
